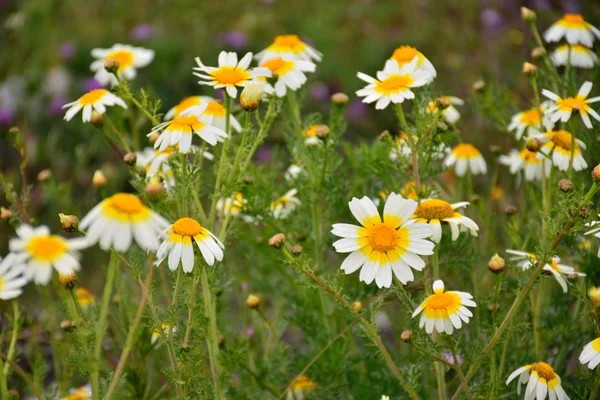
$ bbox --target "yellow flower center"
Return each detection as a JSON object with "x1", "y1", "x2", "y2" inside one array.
[
  {"x1": 0, "y1": 277, "x2": 4, "y2": 292},
  {"x1": 520, "y1": 148, "x2": 541, "y2": 163},
  {"x1": 271, "y1": 34, "x2": 307, "y2": 53},
  {"x1": 558, "y1": 96, "x2": 587, "y2": 111},
  {"x1": 549, "y1": 130, "x2": 575, "y2": 151},
  {"x1": 591, "y1": 338, "x2": 600, "y2": 351},
  {"x1": 64, "y1": 388, "x2": 90, "y2": 400},
  {"x1": 173, "y1": 96, "x2": 202, "y2": 116},
  {"x1": 558, "y1": 44, "x2": 589, "y2": 53},
  {"x1": 401, "y1": 181, "x2": 418, "y2": 200},
  {"x1": 391, "y1": 45, "x2": 423, "y2": 66},
  {"x1": 210, "y1": 66, "x2": 251, "y2": 85},
  {"x1": 559, "y1": 14, "x2": 586, "y2": 28},
  {"x1": 172, "y1": 217, "x2": 203, "y2": 237},
  {"x1": 169, "y1": 114, "x2": 205, "y2": 133},
  {"x1": 27, "y1": 235, "x2": 67, "y2": 262},
  {"x1": 531, "y1": 362, "x2": 556, "y2": 381},
  {"x1": 425, "y1": 292, "x2": 457, "y2": 310},
  {"x1": 415, "y1": 199, "x2": 454, "y2": 220},
  {"x1": 452, "y1": 143, "x2": 480, "y2": 159},
  {"x1": 79, "y1": 89, "x2": 106, "y2": 106},
  {"x1": 367, "y1": 224, "x2": 399, "y2": 253},
  {"x1": 519, "y1": 108, "x2": 541, "y2": 126},
  {"x1": 205, "y1": 100, "x2": 226, "y2": 117},
  {"x1": 302, "y1": 125, "x2": 318, "y2": 137},
  {"x1": 76, "y1": 288, "x2": 95, "y2": 306},
  {"x1": 108, "y1": 193, "x2": 146, "y2": 214},
  {"x1": 106, "y1": 49, "x2": 135, "y2": 71},
  {"x1": 262, "y1": 57, "x2": 294, "y2": 76},
  {"x1": 291, "y1": 376, "x2": 317, "y2": 391},
  {"x1": 375, "y1": 74, "x2": 414, "y2": 95}
]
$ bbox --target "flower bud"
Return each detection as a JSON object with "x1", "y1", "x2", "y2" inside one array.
[
  {"x1": 91, "y1": 111, "x2": 104, "y2": 128},
  {"x1": 123, "y1": 152, "x2": 137, "y2": 165},
  {"x1": 521, "y1": 7, "x2": 536, "y2": 23},
  {"x1": 59, "y1": 213, "x2": 79, "y2": 232},
  {"x1": 315, "y1": 124, "x2": 330, "y2": 140},
  {"x1": 37, "y1": 169, "x2": 52, "y2": 182},
  {"x1": 505, "y1": 205, "x2": 517, "y2": 216},
  {"x1": 592, "y1": 164, "x2": 600, "y2": 184},
  {"x1": 531, "y1": 47, "x2": 546, "y2": 60},
  {"x1": 104, "y1": 59, "x2": 120, "y2": 74},
  {"x1": 60, "y1": 320, "x2": 74, "y2": 331},
  {"x1": 291, "y1": 244, "x2": 304, "y2": 255},
  {"x1": 588, "y1": 286, "x2": 600, "y2": 308},
  {"x1": 240, "y1": 81, "x2": 265, "y2": 112},
  {"x1": 331, "y1": 92, "x2": 349, "y2": 106},
  {"x1": 558, "y1": 179, "x2": 574, "y2": 192},
  {"x1": 145, "y1": 177, "x2": 164, "y2": 198},
  {"x1": 92, "y1": 170, "x2": 106, "y2": 188},
  {"x1": 0, "y1": 207, "x2": 12, "y2": 220},
  {"x1": 268, "y1": 233, "x2": 285, "y2": 249},
  {"x1": 352, "y1": 301, "x2": 364, "y2": 313},
  {"x1": 148, "y1": 132, "x2": 159, "y2": 145},
  {"x1": 580, "y1": 208, "x2": 591, "y2": 219},
  {"x1": 435, "y1": 97, "x2": 451, "y2": 110},
  {"x1": 379, "y1": 130, "x2": 391, "y2": 142},
  {"x1": 8, "y1": 126, "x2": 19, "y2": 137},
  {"x1": 58, "y1": 270, "x2": 78, "y2": 289},
  {"x1": 243, "y1": 175, "x2": 254, "y2": 184},
  {"x1": 472, "y1": 79, "x2": 486, "y2": 92},
  {"x1": 246, "y1": 294, "x2": 261, "y2": 309},
  {"x1": 488, "y1": 254, "x2": 505, "y2": 273},
  {"x1": 522, "y1": 62, "x2": 537, "y2": 78},
  {"x1": 400, "y1": 330, "x2": 413, "y2": 343},
  {"x1": 525, "y1": 137, "x2": 541, "y2": 152}
]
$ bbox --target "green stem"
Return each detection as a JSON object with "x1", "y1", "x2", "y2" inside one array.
[
  {"x1": 114, "y1": 73, "x2": 159, "y2": 126},
  {"x1": 208, "y1": 94, "x2": 232, "y2": 228},
  {"x1": 450, "y1": 340, "x2": 472, "y2": 400},
  {"x1": 528, "y1": 21, "x2": 561, "y2": 94},
  {"x1": 226, "y1": 112, "x2": 252, "y2": 187},
  {"x1": 183, "y1": 269, "x2": 199, "y2": 347},
  {"x1": 0, "y1": 300, "x2": 20, "y2": 397},
  {"x1": 201, "y1": 265, "x2": 221, "y2": 399},
  {"x1": 533, "y1": 279, "x2": 545, "y2": 360},
  {"x1": 104, "y1": 114, "x2": 131, "y2": 153}
]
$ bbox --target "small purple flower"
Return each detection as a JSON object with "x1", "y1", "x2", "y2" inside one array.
[
  {"x1": 219, "y1": 31, "x2": 248, "y2": 51},
  {"x1": 59, "y1": 41, "x2": 76, "y2": 60},
  {"x1": 346, "y1": 98, "x2": 368, "y2": 121},
  {"x1": 254, "y1": 147, "x2": 272, "y2": 164},
  {"x1": 309, "y1": 82, "x2": 329, "y2": 102},
  {"x1": 241, "y1": 282, "x2": 249, "y2": 291},
  {"x1": 481, "y1": 9, "x2": 507, "y2": 33},
  {"x1": 0, "y1": 106, "x2": 14, "y2": 126},
  {"x1": 83, "y1": 78, "x2": 103, "y2": 92},
  {"x1": 50, "y1": 96, "x2": 67, "y2": 117},
  {"x1": 131, "y1": 24, "x2": 154, "y2": 42},
  {"x1": 442, "y1": 350, "x2": 463, "y2": 366},
  {"x1": 246, "y1": 327, "x2": 255, "y2": 338}
]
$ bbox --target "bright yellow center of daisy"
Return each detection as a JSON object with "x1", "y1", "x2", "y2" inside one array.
[
  {"x1": 64, "y1": 389, "x2": 89, "y2": 400},
  {"x1": 174, "y1": 97, "x2": 201, "y2": 116},
  {"x1": 79, "y1": 89, "x2": 106, "y2": 106},
  {"x1": 262, "y1": 57, "x2": 294, "y2": 76},
  {"x1": 559, "y1": 14, "x2": 586, "y2": 28},
  {"x1": 210, "y1": 67, "x2": 251, "y2": 85},
  {"x1": 425, "y1": 292, "x2": 457, "y2": 309},
  {"x1": 549, "y1": 130, "x2": 574, "y2": 151},
  {"x1": 367, "y1": 224, "x2": 399, "y2": 253},
  {"x1": 520, "y1": 108, "x2": 541, "y2": 125},
  {"x1": 170, "y1": 114, "x2": 205, "y2": 132},
  {"x1": 172, "y1": 217, "x2": 203, "y2": 237},
  {"x1": 106, "y1": 49, "x2": 135, "y2": 71},
  {"x1": 531, "y1": 362, "x2": 556, "y2": 381},
  {"x1": 205, "y1": 100, "x2": 226, "y2": 117},
  {"x1": 108, "y1": 193, "x2": 145, "y2": 214},
  {"x1": 520, "y1": 148, "x2": 541, "y2": 163},
  {"x1": 401, "y1": 181, "x2": 418, "y2": 200},
  {"x1": 558, "y1": 96, "x2": 587, "y2": 111},
  {"x1": 375, "y1": 74, "x2": 414, "y2": 95},
  {"x1": 558, "y1": 44, "x2": 589, "y2": 53},
  {"x1": 290, "y1": 376, "x2": 317, "y2": 391},
  {"x1": 549, "y1": 258, "x2": 560, "y2": 271},
  {"x1": 415, "y1": 199, "x2": 454, "y2": 220},
  {"x1": 27, "y1": 235, "x2": 67, "y2": 261},
  {"x1": 0, "y1": 277, "x2": 4, "y2": 292},
  {"x1": 271, "y1": 35, "x2": 307, "y2": 53},
  {"x1": 391, "y1": 46, "x2": 423, "y2": 65},
  {"x1": 452, "y1": 143, "x2": 480, "y2": 159},
  {"x1": 76, "y1": 288, "x2": 95, "y2": 306},
  {"x1": 303, "y1": 125, "x2": 318, "y2": 137},
  {"x1": 591, "y1": 338, "x2": 600, "y2": 351}
]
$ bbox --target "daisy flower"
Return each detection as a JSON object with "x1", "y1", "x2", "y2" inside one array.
[
  {"x1": 544, "y1": 14, "x2": 600, "y2": 47},
  {"x1": 8, "y1": 225, "x2": 89, "y2": 285},
  {"x1": 506, "y1": 249, "x2": 538, "y2": 270},
  {"x1": 536, "y1": 130, "x2": 587, "y2": 171},
  {"x1": 426, "y1": 96, "x2": 464, "y2": 124},
  {"x1": 390, "y1": 45, "x2": 436, "y2": 83},
  {"x1": 411, "y1": 280, "x2": 476, "y2": 335},
  {"x1": 506, "y1": 362, "x2": 569, "y2": 400},
  {"x1": 164, "y1": 96, "x2": 242, "y2": 133},
  {"x1": 151, "y1": 323, "x2": 177, "y2": 345},
  {"x1": 499, "y1": 148, "x2": 549, "y2": 182},
  {"x1": 136, "y1": 146, "x2": 213, "y2": 185},
  {"x1": 90, "y1": 44, "x2": 154, "y2": 86},
  {"x1": 508, "y1": 105, "x2": 552, "y2": 140},
  {"x1": 256, "y1": 34, "x2": 322, "y2": 64},
  {"x1": 412, "y1": 199, "x2": 479, "y2": 243},
  {"x1": 75, "y1": 287, "x2": 96, "y2": 310},
  {"x1": 193, "y1": 51, "x2": 271, "y2": 98},
  {"x1": 63, "y1": 89, "x2": 127, "y2": 122},
  {"x1": 216, "y1": 192, "x2": 247, "y2": 218},
  {"x1": 331, "y1": 193, "x2": 434, "y2": 288},
  {"x1": 543, "y1": 257, "x2": 585, "y2": 293},
  {"x1": 270, "y1": 189, "x2": 300, "y2": 219},
  {"x1": 585, "y1": 216, "x2": 600, "y2": 257},
  {"x1": 551, "y1": 44, "x2": 598, "y2": 69},
  {"x1": 285, "y1": 164, "x2": 303, "y2": 181},
  {"x1": 150, "y1": 105, "x2": 228, "y2": 153},
  {"x1": 542, "y1": 82, "x2": 600, "y2": 129},
  {"x1": 444, "y1": 144, "x2": 487, "y2": 177},
  {"x1": 589, "y1": 286, "x2": 600, "y2": 308},
  {"x1": 301, "y1": 124, "x2": 325, "y2": 146},
  {"x1": 356, "y1": 57, "x2": 431, "y2": 110},
  {"x1": 156, "y1": 217, "x2": 224, "y2": 272},
  {"x1": 0, "y1": 253, "x2": 28, "y2": 300},
  {"x1": 61, "y1": 384, "x2": 92, "y2": 400},
  {"x1": 580, "y1": 338, "x2": 600, "y2": 370},
  {"x1": 260, "y1": 57, "x2": 316, "y2": 97},
  {"x1": 79, "y1": 192, "x2": 169, "y2": 252},
  {"x1": 286, "y1": 375, "x2": 317, "y2": 400}
]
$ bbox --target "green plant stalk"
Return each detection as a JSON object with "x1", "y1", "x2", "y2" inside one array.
[
  {"x1": 286, "y1": 90, "x2": 302, "y2": 133},
  {"x1": 0, "y1": 300, "x2": 19, "y2": 397},
  {"x1": 450, "y1": 340, "x2": 472, "y2": 400},
  {"x1": 226, "y1": 112, "x2": 252, "y2": 187},
  {"x1": 180, "y1": 153, "x2": 189, "y2": 216},
  {"x1": 568, "y1": 118, "x2": 576, "y2": 177},
  {"x1": 591, "y1": 367, "x2": 600, "y2": 400},
  {"x1": 91, "y1": 251, "x2": 119, "y2": 400},
  {"x1": 183, "y1": 268, "x2": 199, "y2": 348},
  {"x1": 527, "y1": 21, "x2": 560, "y2": 93},
  {"x1": 201, "y1": 265, "x2": 221, "y2": 399},
  {"x1": 532, "y1": 279, "x2": 545, "y2": 360},
  {"x1": 1, "y1": 352, "x2": 44, "y2": 400},
  {"x1": 238, "y1": 99, "x2": 280, "y2": 175},
  {"x1": 103, "y1": 114, "x2": 131, "y2": 153},
  {"x1": 208, "y1": 94, "x2": 232, "y2": 228},
  {"x1": 114, "y1": 73, "x2": 159, "y2": 126},
  {"x1": 256, "y1": 308, "x2": 279, "y2": 355}
]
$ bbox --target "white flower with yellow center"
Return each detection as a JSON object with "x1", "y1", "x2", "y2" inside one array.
[
  {"x1": 506, "y1": 249, "x2": 538, "y2": 270},
  {"x1": 544, "y1": 14, "x2": 600, "y2": 47},
  {"x1": 536, "y1": 130, "x2": 587, "y2": 171},
  {"x1": 8, "y1": 225, "x2": 89, "y2": 285},
  {"x1": 63, "y1": 89, "x2": 127, "y2": 122},
  {"x1": 508, "y1": 105, "x2": 552, "y2": 140},
  {"x1": 193, "y1": 51, "x2": 271, "y2": 98},
  {"x1": 356, "y1": 57, "x2": 431, "y2": 110},
  {"x1": 301, "y1": 124, "x2": 325, "y2": 146},
  {"x1": 542, "y1": 257, "x2": 585, "y2": 293},
  {"x1": 285, "y1": 375, "x2": 318, "y2": 400},
  {"x1": 331, "y1": 193, "x2": 434, "y2": 288},
  {"x1": 551, "y1": 44, "x2": 598, "y2": 69},
  {"x1": 256, "y1": 34, "x2": 322, "y2": 64},
  {"x1": 412, "y1": 199, "x2": 478, "y2": 243},
  {"x1": 499, "y1": 148, "x2": 549, "y2": 182},
  {"x1": 0, "y1": 254, "x2": 27, "y2": 300},
  {"x1": 75, "y1": 287, "x2": 95, "y2": 310},
  {"x1": 61, "y1": 384, "x2": 92, "y2": 400},
  {"x1": 164, "y1": 96, "x2": 242, "y2": 133},
  {"x1": 90, "y1": 44, "x2": 154, "y2": 86},
  {"x1": 584, "y1": 216, "x2": 600, "y2": 257},
  {"x1": 506, "y1": 362, "x2": 569, "y2": 400},
  {"x1": 270, "y1": 189, "x2": 300, "y2": 219},
  {"x1": 151, "y1": 323, "x2": 176, "y2": 346},
  {"x1": 411, "y1": 280, "x2": 476, "y2": 335},
  {"x1": 580, "y1": 338, "x2": 600, "y2": 369},
  {"x1": 390, "y1": 45, "x2": 436, "y2": 83},
  {"x1": 156, "y1": 217, "x2": 224, "y2": 272},
  {"x1": 260, "y1": 57, "x2": 316, "y2": 97},
  {"x1": 80, "y1": 193, "x2": 169, "y2": 252},
  {"x1": 426, "y1": 96, "x2": 463, "y2": 124},
  {"x1": 136, "y1": 146, "x2": 213, "y2": 189},
  {"x1": 216, "y1": 192, "x2": 247, "y2": 218},
  {"x1": 444, "y1": 143, "x2": 487, "y2": 177},
  {"x1": 542, "y1": 82, "x2": 600, "y2": 129},
  {"x1": 150, "y1": 105, "x2": 228, "y2": 153}
]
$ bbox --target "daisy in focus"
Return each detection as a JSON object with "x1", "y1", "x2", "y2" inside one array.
[
  {"x1": 80, "y1": 192, "x2": 169, "y2": 252},
  {"x1": 285, "y1": 375, "x2": 317, "y2": 400},
  {"x1": 412, "y1": 199, "x2": 479, "y2": 243},
  {"x1": 551, "y1": 44, "x2": 598, "y2": 69},
  {"x1": 426, "y1": 96, "x2": 463, "y2": 124},
  {"x1": 584, "y1": 215, "x2": 600, "y2": 257},
  {"x1": 156, "y1": 217, "x2": 224, "y2": 272},
  {"x1": 8, "y1": 225, "x2": 89, "y2": 285},
  {"x1": 390, "y1": 45, "x2": 436, "y2": 83},
  {"x1": 331, "y1": 193, "x2": 434, "y2": 288},
  {"x1": 61, "y1": 384, "x2": 92, "y2": 400},
  {"x1": 543, "y1": 257, "x2": 585, "y2": 293},
  {"x1": 356, "y1": 57, "x2": 431, "y2": 110},
  {"x1": 260, "y1": 57, "x2": 316, "y2": 97},
  {"x1": 193, "y1": 51, "x2": 271, "y2": 98},
  {"x1": 150, "y1": 105, "x2": 228, "y2": 152},
  {"x1": 256, "y1": 34, "x2": 322, "y2": 63},
  {"x1": 411, "y1": 280, "x2": 476, "y2": 335},
  {"x1": 499, "y1": 148, "x2": 549, "y2": 182},
  {"x1": 444, "y1": 143, "x2": 487, "y2": 177},
  {"x1": 580, "y1": 338, "x2": 600, "y2": 369},
  {"x1": 90, "y1": 44, "x2": 154, "y2": 86},
  {"x1": 0, "y1": 253, "x2": 27, "y2": 300},
  {"x1": 544, "y1": 14, "x2": 600, "y2": 47},
  {"x1": 542, "y1": 82, "x2": 600, "y2": 129},
  {"x1": 270, "y1": 189, "x2": 300, "y2": 219},
  {"x1": 536, "y1": 130, "x2": 587, "y2": 171},
  {"x1": 506, "y1": 362, "x2": 569, "y2": 400},
  {"x1": 164, "y1": 96, "x2": 242, "y2": 133},
  {"x1": 508, "y1": 105, "x2": 552, "y2": 140},
  {"x1": 63, "y1": 89, "x2": 127, "y2": 122}
]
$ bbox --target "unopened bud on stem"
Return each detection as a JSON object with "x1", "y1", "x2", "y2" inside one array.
[
  {"x1": 240, "y1": 82, "x2": 264, "y2": 112},
  {"x1": 92, "y1": 170, "x2": 106, "y2": 188},
  {"x1": 268, "y1": 233, "x2": 285, "y2": 249},
  {"x1": 247, "y1": 294, "x2": 261, "y2": 309},
  {"x1": 59, "y1": 213, "x2": 79, "y2": 232},
  {"x1": 104, "y1": 59, "x2": 120, "y2": 74},
  {"x1": 488, "y1": 254, "x2": 505, "y2": 273},
  {"x1": 522, "y1": 62, "x2": 537, "y2": 77},
  {"x1": 525, "y1": 137, "x2": 541, "y2": 152},
  {"x1": 331, "y1": 92, "x2": 349, "y2": 106}
]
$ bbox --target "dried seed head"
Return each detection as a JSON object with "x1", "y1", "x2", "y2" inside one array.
[
  {"x1": 291, "y1": 244, "x2": 304, "y2": 255},
  {"x1": 400, "y1": 330, "x2": 413, "y2": 343},
  {"x1": 505, "y1": 205, "x2": 517, "y2": 216},
  {"x1": 558, "y1": 179, "x2": 574, "y2": 192},
  {"x1": 531, "y1": 47, "x2": 546, "y2": 59},
  {"x1": 522, "y1": 62, "x2": 537, "y2": 78},
  {"x1": 123, "y1": 152, "x2": 137, "y2": 165},
  {"x1": 315, "y1": 124, "x2": 330, "y2": 139}
]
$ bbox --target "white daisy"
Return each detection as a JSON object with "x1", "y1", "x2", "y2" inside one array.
[
  {"x1": 544, "y1": 13, "x2": 600, "y2": 47},
  {"x1": 62, "y1": 89, "x2": 127, "y2": 122},
  {"x1": 90, "y1": 44, "x2": 154, "y2": 86},
  {"x1": 0, "y1": 253, "x2": 28, "y2": 300},
  {"x1": 390, "y1": 45, "x2": 436, "y2": 83},
  {"x1": 580, "y1": 338, "x2": 600, "y2": 370},
  {"x1": 584, "y1": 216, "x2": 600, "y2": 257},
  {"x1": 61, "y1": 384, "x2": 92, "y2": 400},
  {"x1": 542, "y1": 257, "x2": 585, "y2": 293},
  {"x1": 412, "y1": 199, "x2": 479, "y2": 243},
  {"x1": 216, "y1": 192, "x2": 247, "y2": 218},
  {"x1": 499, "y1": 148, "x2": 549, "y2": 182},
  {"x1": 426, "y1": 96, "x2": 464, "y2": 124},
  {"x1": 551, "y1": 44, "x2": 598, "y2": 69},
  {"x1": 151, "y1": 323, "x2": 177, "y2": 346},
  {"x1": 508, "y1": 105, "x2": 553, "y2": 140},
  {"x1": 506, "y1": 362, "x2": 569, "y2": 400},
  {"x1": 255, "y1": 34, "x2": 322, "y2": 64},
  {"x1": 542, "y1": 82, "x2": 600, "y2": 129},
  {"x1": 285, "y1": 164, "x2": 303, "y2": 181},
  {"x1": 444, "y1": 143, "x2": 487, "y2": 177},
  {"x1": 506, "y1": 249, "x2": 538, "y2": 270},
  {"x1": 163, "y1": 96, "x2": 242, "y2": 133},
  {"x1": 260, "y1": 57, "x2": 316, "y2": 97},
  {"x1": 536, "y1": 130, "x2": 587, "y2": 172},
  {"x1": 270, "y1": 189, "x2": 300, "y2": 219}
]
